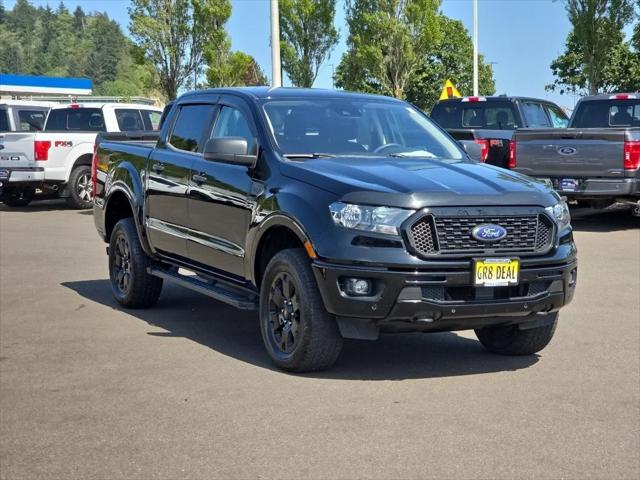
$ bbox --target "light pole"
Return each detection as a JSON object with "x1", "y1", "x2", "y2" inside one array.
[
  {"x1": 473, "y1": 0, "x2": 478, "y2": 96},
  {"x1": 270, "y1": 0, "x2": 282, "y2": 88}
]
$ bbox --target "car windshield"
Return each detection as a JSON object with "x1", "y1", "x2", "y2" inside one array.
[{"x1": 262, "y1": 98, "x2": 464, "y2": 160}]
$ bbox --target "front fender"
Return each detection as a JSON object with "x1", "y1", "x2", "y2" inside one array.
[{"x1": 244, "y1": 183, "x2": 338, "y2": 283}]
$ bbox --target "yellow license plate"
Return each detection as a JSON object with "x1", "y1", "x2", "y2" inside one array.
[{"x1": 474, "y1": 258, "x2": 520, "y2": 287}]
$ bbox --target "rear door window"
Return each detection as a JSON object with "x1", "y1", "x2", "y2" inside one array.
[
  {"x1": 521, "y1": 102, "x2": 552, "y2": 127},
  {"x1": 0, "y1": 108, "x2": 9, "y2": 132},
  {"x1": 45, "y1": 108, "x2": 105, "y2": 132},
  {"x1": 141, "y1": 110, "x2": 162, "y2": 130},
  {"x1": 169, "y1": 104, "x2": 217, "y2": 152},
  {"x1": 115, "y1": 109, "x2": 144, "y2": 131},
  {"x1": 545, "y1": 104, "x2": 569, "y2": 128},
  {"x1": 17, "y1": 109, "x2": 47, "y2": 131}
]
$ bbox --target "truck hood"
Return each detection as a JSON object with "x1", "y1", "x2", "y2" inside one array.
[{"x1": 280, "y1": 156, "x2": 557, "y2": 208}]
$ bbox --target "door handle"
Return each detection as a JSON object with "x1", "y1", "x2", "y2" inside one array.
[
  {"x1": 192, "y1": 173, "x2": 207, "y2": 184},
  {"x1": 151, "y1": 162, "x2": 165, "y2": 173}
]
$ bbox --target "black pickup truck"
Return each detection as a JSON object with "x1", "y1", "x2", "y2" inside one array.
[
  {"x1": 431, "y1": 96, "x2": 570, "y2": 168},
  {"x1": 92, "y1": 87, "x2": 577, "y2": 372}
]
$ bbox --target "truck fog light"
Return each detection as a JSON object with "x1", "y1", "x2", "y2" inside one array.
[{"x1": 343, "y1": 278, "x2": 372, "y2": 296}]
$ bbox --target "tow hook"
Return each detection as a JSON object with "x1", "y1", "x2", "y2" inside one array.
[{"x1": 631, "y1": 202, "x2": 640, "y2": 218}]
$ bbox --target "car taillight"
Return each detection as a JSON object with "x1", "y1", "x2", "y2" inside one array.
[
  {"x1": 34, "y1": 140, "x2": 51, "y2": 161},
  {"x1": 624, "y1": 140, "x2": 640, "y2": 170},
  {"x1": 474, "y1": 139, "x2": 489, "y2": 162},
  {"x1": 508, "y1": 140, "x2": 517, "y2": 168}
]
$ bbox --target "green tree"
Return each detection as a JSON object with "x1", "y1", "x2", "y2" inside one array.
[
  {"x1": 549, "y1": 0, "x2": 635, "y2": 94},
  {"x1": 279, "y1": 0, "x2": 339, "y2": 87},
  {"x1": 335, "y1": 0, "x2": 441, "y2": 99},
  {"x1": 547, "y1": 30, "x2": 640, "y2": 94},
  {"x1": 85, "y1": 13, "x2": 126, "y2": 85},
  {"x1": 405, "y1": 15, "x2": 495, "y2": 110},
  {"x1": 72, "y1": 5, "x2": 85, "y2": 33},
  {"x1": 130, "y1": 0, "x2": 231, "y2": 99},
  {"x1": 207, "y1": 50, "x2": 268, "y2": 87}
]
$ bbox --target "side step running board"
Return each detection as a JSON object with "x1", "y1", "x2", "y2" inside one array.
[{"x1": 147, "y1": 267, "x2": 258, "y2": 310}]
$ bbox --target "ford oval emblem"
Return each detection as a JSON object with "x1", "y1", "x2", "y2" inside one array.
[
  {"x1": 558, "y1": 146, "x2": 577, "y2": 155},
  {"x1": 471, "y1": 224, "x2": 507, "y2": 242}
]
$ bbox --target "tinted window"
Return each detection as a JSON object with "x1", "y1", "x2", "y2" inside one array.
[
  {"x1": 115, "y1": 109, "x2": 144, "y2": 131},
  {"x1": 17, "y1": 109, "x2": 47, "y2": 131},
  {"x1": 545, "y1": 104, "x2": 569, "y2": 128},
  {"x1": 610, "y1": 103, "x2": 640, "y2": 126},
  {"x1": 141, "y1": 110, "x2": 162, "y2": 130},
  {"x1": 263, "y1": 99, "x2": 463, "y2": 159},
  {"x1": 169, "y1": 104, "x2": 216, "y2": 152},
  {"x1": 521, "y1": 102, "x2": 551, "y2": 127},
  {"x1": 211, "y1": 106, "x2": 255, "y2": 152},
  {"x1": 431, "y1": 101, "x2": 517, "y2": 130},
  {"x1": 0, "y1": 109, "x2": 9, "y2": 132},
  {"x1": 45, "y1": 108, "x2": 105, "y2": 131},
  {"x1": 572, "y1": 99, "x2": 640, "y2": 128}
]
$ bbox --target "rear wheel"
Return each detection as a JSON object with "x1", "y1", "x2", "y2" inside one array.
[
  {"x1": 1, "y1": 186, "x2": 35, "y2": 207},
  {"x1": 109, "y1": 218, "x2": 163, "y2": 308},
  {"x1": 475, "y1": 313, "x2": 558, "y2": 355},
  {"x1": 259, "y1": 248, "x2": 343, "y2": 372},
  {"x1": 65, "y1": 165, "x2": 93, "y2": 209}
]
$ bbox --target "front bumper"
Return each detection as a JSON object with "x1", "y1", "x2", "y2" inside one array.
[{"x1": 312, "y1": 242, "x2": 577, "y2": 335}]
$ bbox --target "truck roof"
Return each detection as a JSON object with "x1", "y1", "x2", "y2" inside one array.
[
  {"x1": 437, "y1": 96, "x2": 560, "y2": 104},
  {"x1": 179, "y1": 86, "x2": 401, "y2": 103},
  {"x1": 578, "y1": 93, "x2": 639, "y2": 102},
  {"x1": 49, "y1": 102, "x2": 162, "y2": 110},
  {"x1": 0, "y1": 99, "x2": 57, "y2": 108}
]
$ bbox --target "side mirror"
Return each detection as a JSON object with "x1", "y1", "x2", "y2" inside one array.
[{"x1": 203, "y1": 137, "x2": 257, "y2": 167}]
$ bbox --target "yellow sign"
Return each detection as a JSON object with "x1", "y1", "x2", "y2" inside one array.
[{"x1": 439, "y1": 80, "x2": 461, "y2": 100}]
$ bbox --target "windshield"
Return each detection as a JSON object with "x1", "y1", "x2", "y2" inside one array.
[{"x1": 262, "y1": 98, "x2": 463, "y2": 160}]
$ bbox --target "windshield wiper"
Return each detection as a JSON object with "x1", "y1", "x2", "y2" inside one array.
[{"x1": 282, "y1": 152, "x2": 335, "y2": 159}]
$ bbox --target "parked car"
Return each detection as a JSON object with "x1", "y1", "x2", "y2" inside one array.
[
  {"x1": 0, "y1": 102, "x2": 162, "y2": 208},
  {"x1": 511, "y1": 93, "x2": 640, "y2": 213},
  {"x1": 93, "y1": 87, "x2": 577, "y2": 372},
  {"x1": 430, "y1": 96, "x2": 569, "y2": 167}
]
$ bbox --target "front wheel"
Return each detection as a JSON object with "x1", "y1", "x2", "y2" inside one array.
[
  {"x1": 109, "y1": 218, "x2": 163, "y2": 308},
  {"x1": 475, "y1": 313, "x2": 558, "y2": 355},
  {"x1": 65, "y1": 165, "x2": 93, "y2": 209},
  {"x1": 259, "y1": 248, "x2": 343, "y2": 372},
  {"x1": 1, "y1": 186, "x2": 35, "y2": 207}
]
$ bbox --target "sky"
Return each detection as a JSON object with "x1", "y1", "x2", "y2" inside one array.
[{"x1": 4, "y1": 0, "x2": 595, "y2": 110}]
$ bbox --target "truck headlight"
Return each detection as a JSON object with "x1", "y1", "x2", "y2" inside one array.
[
  {"x1": 545, "y1": 201, "x2": 571, "y2": 230},
  {"x1": 329, "y1": 202, "x2": 414, "y2": 236}
]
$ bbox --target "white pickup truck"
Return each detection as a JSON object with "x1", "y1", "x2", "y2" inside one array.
[{"x1": 0, "y1": 102, "x2": 162, "y2": 208}]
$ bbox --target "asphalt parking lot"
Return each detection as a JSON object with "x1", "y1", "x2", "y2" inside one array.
[{"x1": 0, "y1": 201, "x2": 638, "y2": 480}]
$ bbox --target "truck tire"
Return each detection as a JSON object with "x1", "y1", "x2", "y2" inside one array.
[
  {"x1": 109, "y1": 218, "x2": 163, "y2": 308},
  {"x1": 475, "y1": 313, "x2": 558, "y2": 355},
  {"x1": 259, "y1": 248, "x2": 343, "y2": 372},
  {"x1": 65, "y1": 165, "x2": 93, "y2": 209},
  {"x1": 1, "y1": 187, "x2": 35, "y2": 207}
]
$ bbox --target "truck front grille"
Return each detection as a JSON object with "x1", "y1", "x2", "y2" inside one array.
[{"x1": 406, "y1": 213, "x2": 554, "y2": 257}]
